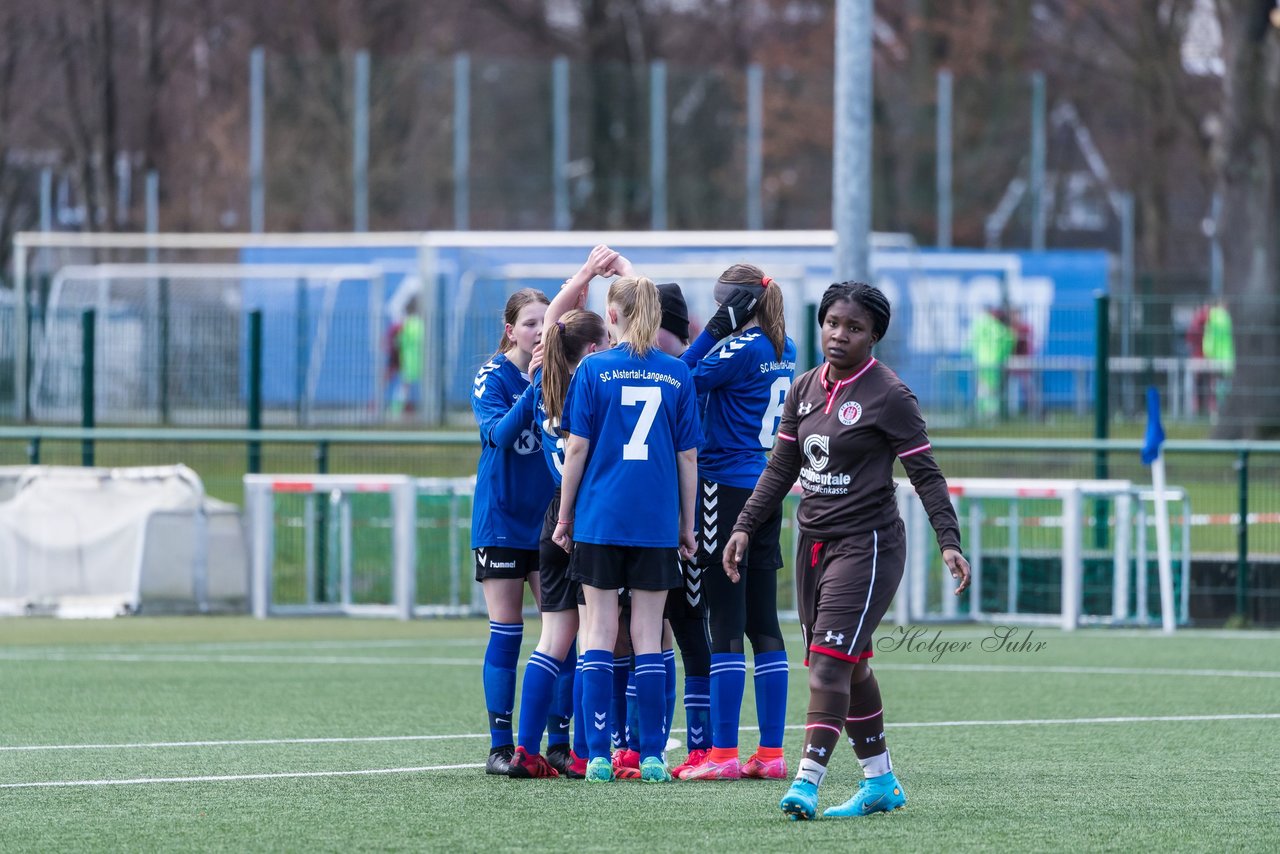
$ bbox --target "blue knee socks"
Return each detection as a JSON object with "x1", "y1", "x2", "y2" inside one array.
[{"x1": 483, "y1": 621, "x2": 522, "y2": 749}]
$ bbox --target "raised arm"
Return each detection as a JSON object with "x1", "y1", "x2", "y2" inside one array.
[{"x1": 546, "y1": 244, "x2": 620, "y2": 327}]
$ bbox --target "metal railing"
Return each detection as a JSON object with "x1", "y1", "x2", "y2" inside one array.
[{"x1": 1, "y1": 427, "x2": 1277, "y2": 624}]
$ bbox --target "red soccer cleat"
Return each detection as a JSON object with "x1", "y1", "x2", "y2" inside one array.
[
  {"x1": 671, "y1": 749, "x2": 710, "y2": 779},
  {"x1": 507, "y1": 746, "x2": 560, "y2": 779}
]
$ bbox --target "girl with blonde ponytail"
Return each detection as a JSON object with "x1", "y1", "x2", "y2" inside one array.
[
  {"x1": 552, "y1": 258, "x2": 702, "y2": 784},
  {"x1": 604, "y1": 276, "x2": 663, "y2": 356}
]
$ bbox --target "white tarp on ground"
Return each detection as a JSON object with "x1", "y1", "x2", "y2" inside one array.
[{"x1": 0, "y1": 465, "x2": 248, "y2": 617}]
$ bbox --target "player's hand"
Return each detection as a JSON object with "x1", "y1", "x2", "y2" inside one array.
[
  {"x1": 678, "y1": 527, "x2": 697, "y2": 561},
  {"x1": 705, "y1": 288, "x2": 759, "y2": 340},
  {"x1": 944, "y1": 548, "x2": 971, "y2": 595},
  {"x1": 553, "y1": 520, "x2": 574, "y2": 553},
  {"x1": 722, "y1": 531, "x2": 748, "y2": 583},
  {"x1": 586, "y1": 244, "x2": 620, "y2": 277},
  {"x1": 611, "y1": 253, "x2": 636, "y2": 278},
  {"x1": 529, "y1": 343, "x2": 544, "y2": 377}
]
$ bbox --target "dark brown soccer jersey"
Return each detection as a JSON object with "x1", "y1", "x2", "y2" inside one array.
[{"x1": 733, "y1": 358, "x2": 961, "y2": 553}]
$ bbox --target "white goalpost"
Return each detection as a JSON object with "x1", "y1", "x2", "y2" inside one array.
[
  {"x1": 244, "y1": 474, "x2": 419, "y2": 619},
  {"x1": 11, "y1": 229, "x2": 919, "y2": 426},
  {"x1": 895, "y1": 477, "x2": 1191, "y2": 631},
  {"x1": 19, "y1": 258, "x2": 386, "y2": 425}
]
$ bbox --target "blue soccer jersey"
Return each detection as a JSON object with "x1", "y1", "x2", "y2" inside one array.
[
  {"x1": 562, "y1": 345, "x2": 703, "y2": 547},
  {"x1": 691, "y1": 331, "x2": 797, "y2": 489},
  {"x1": 531, "y1": 368, "x2": 566, "y2": 487},
  {"x1": 470, "y1": 353, "x2": 556, "y2": 549}
]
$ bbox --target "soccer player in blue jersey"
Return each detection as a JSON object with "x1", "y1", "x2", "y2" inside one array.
[
  {"x1": 471, "y1": 287, "x2": 556, "y2": 775},
  {"x1": 674, "y1": 265, "x2": 797, "y2": 781},
  {"x1": 553, "y1": 275, "x2": 702, "y2": 784},
  {"x1": 652, "y1": 281, "x2": 715, "y2": 777},
  {"x1": 508, "y1": 247, "x2": 617, "y2": 780},
  {"x1": 592, "y1": 273, "x2": 715, "y2": 779}
]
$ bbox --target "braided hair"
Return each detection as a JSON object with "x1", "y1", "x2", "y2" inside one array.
[{"x1": 818, "y1": 281, "x2": 891, "y2": 342}]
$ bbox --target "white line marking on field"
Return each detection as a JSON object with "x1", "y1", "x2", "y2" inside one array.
[
  {"x1": 0, "y1": 734, "x2": 491, "y2": 752},
  {"x1": 3, "y1": 651, "x2": 1277, "y2": 680},
  {"x1": 0, "y1": 763, "x2": 486, "y2": 789},
  {"x1": 0, "y1": 652, "x2": 481, "y2": 666},
  {"x1": 5, "y1": 639, "x2": 487, "y2": 655},
  {"x1": 1072, "y1": 629, "x2": 1280, "y2": 641},
  {"x1": 4, "y1": 713, "x2": 1276, "y2": 755},
  {"x1": 874, "y1": 663, "x2": 1280, "y2": 679},
  {"x1": 884, "y1": 712, "x2": 1280, "y2": 728},
  {"x1": 0, "y1": 637, "x2": 488, "y2": 660},
  {"x1": 868, "y1": 628, "x2": 1280, "y2": 642}
]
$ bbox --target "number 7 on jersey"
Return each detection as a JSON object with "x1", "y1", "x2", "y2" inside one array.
[{"x1": 621, "y1": 385, "x2": 662, "y2": 461}]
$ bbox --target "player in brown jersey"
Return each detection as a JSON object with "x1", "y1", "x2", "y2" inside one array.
[{"x1": 724, "y1": 281, "x2": 971, "y2": 820}]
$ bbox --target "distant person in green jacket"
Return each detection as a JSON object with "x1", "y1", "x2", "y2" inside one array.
[
  {"x1": 388, "y1": 296, "x2": 423, "y2": 419},
  {"x1": 969, "y1": 306, "x2": 1014, "y2": 421},
  {"x1": 1202, "y1": 300, "x2": 1234, "y2": 420}
]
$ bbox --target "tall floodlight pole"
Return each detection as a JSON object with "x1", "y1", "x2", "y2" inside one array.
[
  {"x1": 552, "y1": 56, "x2": 570, "y2": 230},
  {"x1": 834, "y1": 0, "x2": 873, "y2": 283},
  {"x1": 936, "y1": 69, "x2": 953, "y2": 249},
  {"x1": 353, "y1": 50, "x2": 370, "y2": 232},
  {"x1": 1030, "y1": 71, "x2": 1046, "y2": 251},
  {"x1": 453, "y1": 52, "x2": 471, "y2": 231},
  {"x1": 249, "y1": 47, "x2": 265, "y2": 233}
]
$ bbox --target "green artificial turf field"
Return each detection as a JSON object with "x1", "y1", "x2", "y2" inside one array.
[{"x1": 2, "y1": 617, "x2": 1277, "y2": 852}]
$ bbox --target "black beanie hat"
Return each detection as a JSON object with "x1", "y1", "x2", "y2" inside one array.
[{"x1": 657, "y1": 282, "x2": 690, "y2": 341}]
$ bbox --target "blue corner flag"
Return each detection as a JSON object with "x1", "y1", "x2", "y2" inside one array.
[{"x1": 1141, "y1": 385, "x2": 1165, "y2": 465}]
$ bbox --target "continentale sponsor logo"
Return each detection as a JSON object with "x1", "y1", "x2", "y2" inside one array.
[{"x1": 800, "y1": 433, "x2": 850, "y2": 495}]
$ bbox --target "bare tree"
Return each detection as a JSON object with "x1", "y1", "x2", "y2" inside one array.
[
  {"x1": 1212, "y1": 0, "x2": 1280, "y2": 438},
  {"x1": 0, "y1": 4, "x2": 39, "y2": 277}
]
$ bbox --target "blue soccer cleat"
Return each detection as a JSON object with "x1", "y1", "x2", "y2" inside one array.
[
  {"x1": 822, "y1": 772, "x2": 907, "y2": 817},
  {"x1": 778, "y1": 779, "x2": 819, "y2": 821},
  {"x1": 585, "y1": 756, "x2": 614, "y2": 783},
  {"x1": 639, "y1": 756, "x2": 673, "y2": 783}
]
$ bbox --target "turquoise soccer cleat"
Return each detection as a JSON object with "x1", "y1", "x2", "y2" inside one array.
[
  {"x1": 778, "y1": 779, "x2": 820, "y2": 821},
  {"x1": 822, "y1": 772, "x2": 907, "y2": 817},
  {"x1": 639, "y1": 756, "x2": 673, "y2": 783},
  {"x1": 585, "y1": 756, "x2": 614, "y2": 783}
]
